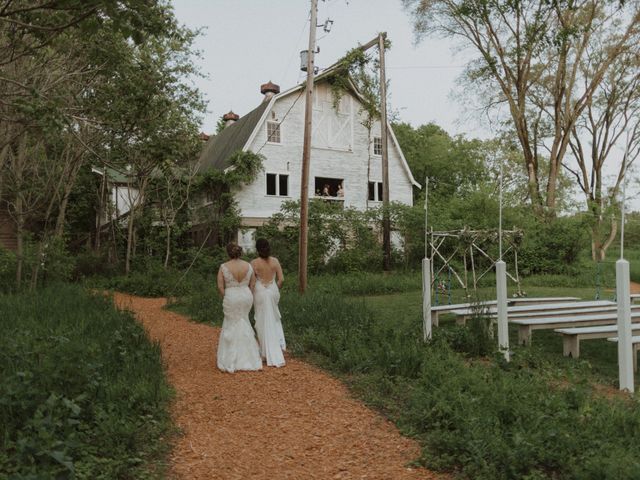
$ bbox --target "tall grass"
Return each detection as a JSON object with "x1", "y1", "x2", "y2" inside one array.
[
  {"x1": 278, "y1": 289, "x2": 640, "y2": 479},
  {"x1": 0, "y1": 284, "x2": 172, "y2": 478}
]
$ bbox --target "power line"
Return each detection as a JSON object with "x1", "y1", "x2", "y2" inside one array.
[{"x1": 386, "y1": 65, "x2": 466, "y2": 70}]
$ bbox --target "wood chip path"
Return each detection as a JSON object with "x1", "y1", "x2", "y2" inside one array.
[{"x1": 114, "y1": 293, "x2": 444, "y2": 480}]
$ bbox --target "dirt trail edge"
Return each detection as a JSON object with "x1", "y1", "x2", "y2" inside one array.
[{"x1": 114, "y1": 293, "x2": 444, "y2": 480}]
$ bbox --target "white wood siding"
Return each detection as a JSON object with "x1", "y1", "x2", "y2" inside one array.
[{"x1": 234, "y1": 83, "x2": 414, "y2": 221}]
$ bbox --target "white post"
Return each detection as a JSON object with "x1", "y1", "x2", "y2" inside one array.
[
  {"x1": 496, "y1": 164, "x2": 509, "y2": 360},
  {"x1": 616, "y1": 259, "x2": 634, "y2": 393},
  {"x1": 616, "y1": 137, "x2": 634, "y2": 392},
  {"x1": 422, "y1": 176, "x2": 432, "y2": 341},
  {"x1": 496, "y1": 260, "x2": 509, "y2": 360},
  {"x1": 423, "y1": 258, "x2": 432, "y2": 341}
]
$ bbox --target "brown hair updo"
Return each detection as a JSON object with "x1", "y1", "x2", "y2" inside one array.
[
  {"x1": 226, "y1": 242, "x2": 242, "y2": 259},
  {"x1": 255, "y1": 238, "x2": 271, "y2": 259}
]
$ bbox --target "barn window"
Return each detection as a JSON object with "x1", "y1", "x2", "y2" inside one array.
[
  {"x1": 315, "y1": 177, "x2": 344, "y2": 198},
  {"x1": 368, "y1": 181, "x2": 384, "y2": 201},
  {"x1": 373, "y1": 137, "x2": 383, "y2": 155},
  {"x1": 266, "y1": 121, "x2": 281, "y2": 143},
  {"x1": 266, "y1": 173, "x2": 288, "y2": 196}
]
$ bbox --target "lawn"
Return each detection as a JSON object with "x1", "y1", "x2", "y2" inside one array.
[{"x1": 363, "y1": 284, "x2": 638, "y2": 387}]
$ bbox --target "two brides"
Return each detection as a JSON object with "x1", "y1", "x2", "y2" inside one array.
[{"x1": 216, "y1": 239, "x2": 286, "y2": 373}]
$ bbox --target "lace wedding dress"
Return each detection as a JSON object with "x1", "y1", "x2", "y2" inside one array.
[
  {"x1": 217, "y1": 264, "x2": 262, "y2": 373},
  {"x1": 253, "y1": 275, "x2": 286, "y2": 367}
]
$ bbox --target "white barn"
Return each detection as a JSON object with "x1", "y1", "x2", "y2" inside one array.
[{"x1": 196, "y1": 74, "x2": 419, "y2": 251}]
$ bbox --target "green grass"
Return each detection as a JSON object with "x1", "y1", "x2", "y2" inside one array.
[
  {"x1": 0, "y1": 284, "x2": 173, "y2": 479},
  {"x1": 272, "y1": 287, "x2": 640, "y2": 479},
  {"x1": 174, "y1": 272, "x2": 640, "y2": 479}
]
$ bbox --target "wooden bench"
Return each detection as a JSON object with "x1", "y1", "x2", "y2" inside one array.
[
  {"x1": 451, "y1": 300, "x2": 614, "y2": 325},
  {"x1": 555, "y1": 322, "x2": 640, "y2": 358},
  {"x1": 607, "y1": 336, "x2": 640, "y2": 372},
  {"x1": 511, "y1": 310, "x2": 640, "y2": 346},
  {"x1": 509, "y1": 304, "x2": 635, "y2": 321},
  {"x1": 430, "y1": 296, "x2": 579, "y2": 326}
]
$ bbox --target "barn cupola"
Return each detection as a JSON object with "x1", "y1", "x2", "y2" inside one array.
[
  {"x1": 223, "y1": 110, "x2": 240, "y2": 127},
  {"x1": 260, "y1": 81, "x2": 280, "y2": 102}
]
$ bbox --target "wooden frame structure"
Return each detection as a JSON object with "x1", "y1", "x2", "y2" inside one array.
[{"x1": 429, "y1": 227, "x2": 524, "y2": 298}]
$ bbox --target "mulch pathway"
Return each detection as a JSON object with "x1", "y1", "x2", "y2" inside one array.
[{"x1": 113, "y1": 293, "x2": 444, "y2": 480}]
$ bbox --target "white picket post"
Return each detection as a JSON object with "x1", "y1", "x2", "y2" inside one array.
[
  {"x1": 616, "y1": 261, "x2": 635, "y2": 392},
  {"x1": 496, "y1": 260, "x2": 509, "y2": 361},
  {"x1": 423, "y1": 258, "x2": 432, "y2": 341}
]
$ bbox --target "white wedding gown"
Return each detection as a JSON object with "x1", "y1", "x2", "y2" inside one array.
[
  {"x1": 253, "y1": 276, "x2": 286, "y2": 367},
  {"x1": 217, "y1": 264, "x2": 262, "y2": 373}
]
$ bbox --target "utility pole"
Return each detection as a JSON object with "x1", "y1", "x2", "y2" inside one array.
[
  {"x1": 378, "y1": 32, "x2": 391, "y2": 271},
  {"x1": 298, "y1": 0, "x2": 318, "y2": 293}
]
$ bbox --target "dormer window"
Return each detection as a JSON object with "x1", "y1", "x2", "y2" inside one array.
[
  {"x1": 373, "y1": 137, "x2": 382, "y2": 156},
  {"x1": 267, "y1": 121, "x2": 281, "y2": 144}
]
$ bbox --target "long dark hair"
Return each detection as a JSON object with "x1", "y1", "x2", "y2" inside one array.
[{"x1": 255, "y1": 238, "x2": 271, "y2": 259}]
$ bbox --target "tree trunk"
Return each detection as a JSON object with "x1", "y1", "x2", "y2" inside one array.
[
  {"x1": 164, "y1": 223, "x2": 171, "y2": 269},
  {"x1": 54, "y1": 157, "x2": 83, "y2": 239},
  {"x1": 125, "y1": 209, "x2": 135, "y2": 275},
  {"x1": 95, "y1": 169, "x2": 107, "y2": 251},
  {"x1": 15, "y1": 194, "x2": 24, "y2": 289}
]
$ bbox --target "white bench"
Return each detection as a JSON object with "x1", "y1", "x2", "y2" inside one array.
[
  {"x1": 512, "y1": 311, "x2": 640, "y2": 346},
  {"x1": 632, "y1": 294, "x2": 640, "y2": 303},
  {"x1": 451, "y1": 300, "x2": 615, "y2": 325},
  {"x1": 430, "y1": 296, "x2": 579, "y2": 326},
  {"x1": 607, "y1": 336, "x2": 640, "y2": 372},
  {"x1": 555, "y1": 323, "x2": 640, "y2": 358},
  {"x1": 509, "y1": 304, "x2": 639, "y2": 321}
]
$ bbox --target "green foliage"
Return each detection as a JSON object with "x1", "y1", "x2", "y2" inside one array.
[
  {"x1": 275, "y1": 289, "x2": 640, "y2": 479},
  {"x1": 440, "y1": 313, "x2": 496, "y2": 357},
  {"x1": 259, "y1": 199, "x2": 387, "y2": 274},
  {"x1": 192, "y1": 150, "x2": 264, "y2": 247},
  {"x1": 0, "y1": 285, "x2": 172, "y2": 478},
  {"x1": 519, "y1": 216, "x2": 590, "y2": 275},
  {"x1": 0, "y1": 248, "x2": 16, "y2": 293}
]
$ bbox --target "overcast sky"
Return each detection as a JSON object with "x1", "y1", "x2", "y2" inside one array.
[
  {"x1": 171, "y1": 0, "x2": 478, "y2": 137},
  {"x1": 171, "y1": 0, "x2": 637, "y2": 212}
]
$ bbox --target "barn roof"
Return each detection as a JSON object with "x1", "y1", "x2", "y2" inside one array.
[{"x1": 196, "y1": 101, "x2": 269, "y2": 172}]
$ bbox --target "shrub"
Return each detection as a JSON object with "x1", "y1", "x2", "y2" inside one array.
[
  {"x1": 0, "y1": 285, "x2": 172, "y2": 478},
  {"x1": 269, "y1": 288, "x2": 640, "y2": 479},
  {"x1": 519, "y1": 216, "x2": 589, "y2": 275}
]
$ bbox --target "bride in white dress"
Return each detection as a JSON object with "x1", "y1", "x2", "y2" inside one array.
[
  {"x1": 251, "y1": 238, "x2": 286, "y2": 367},
  {"x1": 216, "y1": 243, "x2": 262, "y2": 373}
]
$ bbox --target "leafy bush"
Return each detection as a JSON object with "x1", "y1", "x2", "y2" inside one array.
[
  {"x1": 266, "y1": 288, "x2": 640, "y2": 479},
  {"x1": 0, "y1": 285, "x2": 172, "y2": 478},
  {"x1": 519, "y1": 216, "x2": 589, "y2": 275},
  {"x1": 0, "y1": 247, "x2": 16, "y2": 294}
]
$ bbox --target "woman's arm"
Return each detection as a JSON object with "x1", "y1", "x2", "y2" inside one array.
[
  {"x1": 274, "y1": 258, "x2": 284, "y2": 289},
  {"x1": 217, "y1": 267, "x2": 225, "y2": 297},
  {"x1": 249, "y1": 269, "x2": 256, "y2": 293}
]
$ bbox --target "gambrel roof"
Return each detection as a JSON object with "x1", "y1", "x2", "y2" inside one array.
[
  {"x1": 196, "y1": 72, "x2": 420, "y2": 189},
  {"x1": 197, "y1": 101, "x2": 269, "y2": 172}
]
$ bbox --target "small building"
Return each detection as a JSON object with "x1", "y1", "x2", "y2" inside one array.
[
  {"x1": 92, "y1": 166, "x2": 140, "y2": 228},
  {"x1": 196, "y1": 74, "x2": 419, "y2": 251}
]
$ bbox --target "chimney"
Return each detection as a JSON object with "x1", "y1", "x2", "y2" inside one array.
[
  {"x1": 260, "y1": 81, "x2": 280, "y2": 102},
  {"x1": 223, "y1": 110, "x2": 240, "y2": 127}
]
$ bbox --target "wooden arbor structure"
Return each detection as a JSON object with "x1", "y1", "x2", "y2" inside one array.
[{"x1": 429, "y1": 227, "x2": 524, "y2": 301}]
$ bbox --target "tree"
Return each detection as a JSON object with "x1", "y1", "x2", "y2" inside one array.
[
  {"x1": 193, "y1": 151, "x2": 264, "y2": 249},
  {"x1": 564, "y1": 48, "x2": 640, "y2": 260},
  {"x1": 403, "y1": 0, "x2": 640, "y2": 217},
  {"x1": 0, "y1": 1, "x2": 206, "y2": 287}
]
